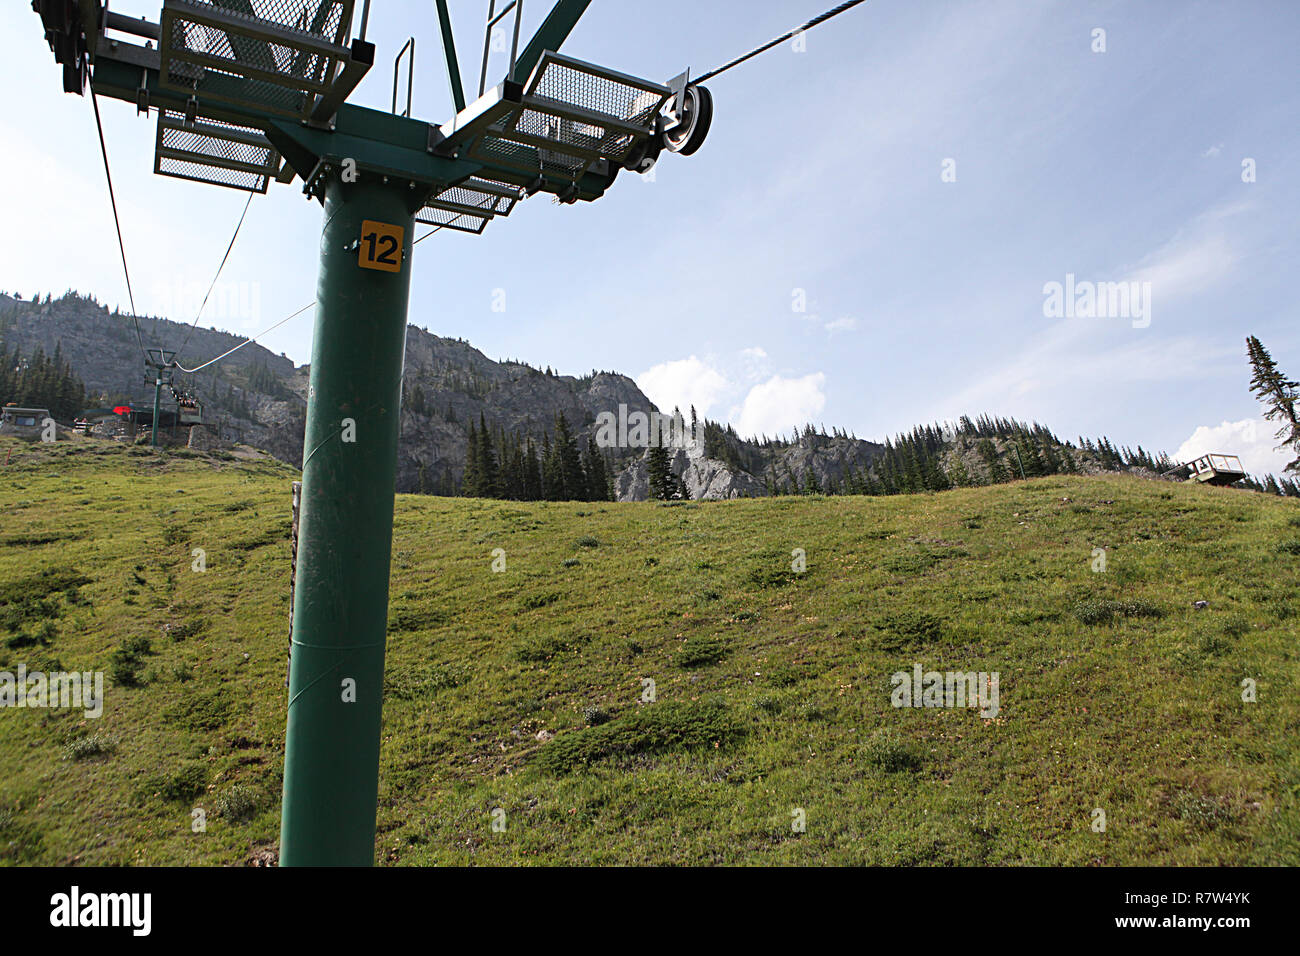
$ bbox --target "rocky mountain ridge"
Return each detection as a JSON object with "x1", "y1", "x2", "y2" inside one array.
[{"x1": 1, "y1": 291, "x2": 891, "y2": 499}]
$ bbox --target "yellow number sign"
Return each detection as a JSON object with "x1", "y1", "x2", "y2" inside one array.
[{"x1": 358, "y1": 220, "x2": 404, "y2": 273}]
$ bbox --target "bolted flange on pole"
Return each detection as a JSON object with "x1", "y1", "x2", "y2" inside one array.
[{"x1": 280, "y1": 169, "x2": 416, "y2": 866}]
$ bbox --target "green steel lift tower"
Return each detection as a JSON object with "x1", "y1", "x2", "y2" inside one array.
[
  {"x1": 144, "y1": 347, "x2": 176, "y2": 447},
  {"x1": 33, "y1": 0, "x2": 713, "y2": 865}
]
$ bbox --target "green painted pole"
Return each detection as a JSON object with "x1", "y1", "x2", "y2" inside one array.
[
  {"x1": 151, "y1": 377, "x2": 161, "y2": 447},
  {"x1": 280, "y1": 171, "x2": 415, "y2": 866}
]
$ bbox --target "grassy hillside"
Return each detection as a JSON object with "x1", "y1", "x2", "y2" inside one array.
[{"x1": 1, "y1": 435, "x2": 1298, "y2": 866}]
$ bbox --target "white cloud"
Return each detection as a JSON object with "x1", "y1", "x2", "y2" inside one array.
[
  {"x1": 934, "y1": 322, "x2": 1239, "y2": 419},
  {"x1": 1123, "y1": 233, "x2": 1238, "y2": 299},
  {"x1": 825, "y1": 316, "x2": 859, "y2": 334},
  {"x1": 733, "y1": 373, "x2": 827, "y2": 440},
  {"x1": 1118, "y1": 199, "x2": 1253, "y2": 302},
  {"x1": 636, "y1": 356, "x2": 728, "y2": 418},
  {"x1": 739, "y1": 346, "x2": 770, "y2": 381},
  {"x1": 1202, "y1": 143, "x2": 1223, "y2": 157},
  {"x1": 1175, "y1": 418, "x2": 1294, "y2": 478}
]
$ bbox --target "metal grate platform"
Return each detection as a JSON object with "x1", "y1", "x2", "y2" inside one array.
[
  {"x1": 159, "y1": 0, "x2": 355, "y2": 118},
  {"x1": 449, "y1": 51, "x2": 670, "y2": 181},
  {"x1": 416, "y1": 177, "x2": 524, "y2": 235},
  {"x1": 154, "y1": 109, "x2": 280, "y2": 192},
  {"x1": 414, "y1": 205, "x2": 489, "y2": 235}
]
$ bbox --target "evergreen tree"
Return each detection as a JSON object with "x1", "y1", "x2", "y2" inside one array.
[
  {"x1": 462, "y1": 421, "x2": 482, "y2": 496},
  {"x1": 977, "y1": 438, "x2": 1007, "y2": 483},
  {"x1": 524, "y1": 438, "x2": 543, "y2": 500},
  {"x1": 582, "y1": 437, "x2": 610, "y2": 501},
  {"x1": 549, "y1": 413, "x2": 585, "y2": 499},
  {"x1": 0, "y1": 343, "x2": 86, "y2": 420},
  {"x1": 646, "y1": 445, "x2": 673, "y2": 500},
  {"x1": 1247, "y1": 335, "x2": 1300, "y2": 473},
  {"x1": 541, "y1": 432, "x2": 564, "y2": 500},
  {"x1": 475, "y1": 414, "x2": 500, "y2": 497},
  {"x1": 499, "y1": 430, "x2": 522, "y2": 499},
  {"x1": 1040, "y1": 439, "x2": 1061, "y2": 474}
]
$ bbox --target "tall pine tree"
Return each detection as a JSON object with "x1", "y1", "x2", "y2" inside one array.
[
  {"x1": 646, "y1": 445, "x2": 673, "y2": 500},
  {"x1": 1247, "y1": 335, "x2": 1300, "y2": 473}
]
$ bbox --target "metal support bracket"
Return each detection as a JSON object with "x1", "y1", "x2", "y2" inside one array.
[{"x1": 308, "y1": 38, "x2": 374, "y2": 128}]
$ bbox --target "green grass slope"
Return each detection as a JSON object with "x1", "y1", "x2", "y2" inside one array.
[{"x1": 1, "y1": 436, "x2": 1298, "y2": 866}]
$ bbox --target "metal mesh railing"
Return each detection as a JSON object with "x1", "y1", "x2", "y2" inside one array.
[
  {"x1": 157, "y1": 155, "x2": 269, "y2": 191},
  {"x1": 527, "y1": 54, "x2": 668, "y2": 126},
  {"x1": 429, "y1": 181, "x2": 516, "y2": 215},
  {"x1": 414, "y1": 205, "x2": 489, "y2": 234},
  {"x1": 160, "y1": 0, "x2": 354, "y2": 117},
  {"x1": 162, "y1": 49, "x2": 313, "y2": 114},
  {"x1": 510, "y1": 108, "x2": 640, "y2": 164},
  {"x1": 154, "y1": 108, "x2": 277, "y2": 193},
  {"x1": 161, "y1": 125, "x2": 266, "y2": 168},
  {"x1": 167, "y1": 20, "x2": 334, "y2": 88},
  {"x1": 471, "y1": 132, "x2": 589, "y2": 177},
  {"x1": 175, "y1": 0, "x2": 351, "y2": 42}
]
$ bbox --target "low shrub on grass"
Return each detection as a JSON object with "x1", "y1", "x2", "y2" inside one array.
[
  {"x1": 863, "y1": 730, "x2": 923, "y2": 773},
  {"x1": 109, "y1": 636, "x2": 154, "y2": 687},
  {"x1": 872, "y1": 610, "x2": 943, "y2": 650},
  {"x1": 765, "y1": 665, "x2": 806, "y2": 687},
  {"x1": 137, "y1": 762, "x2": 208, "y2": 803},
  {"x1": 384, "y1": 665, "x2": 469, "y2": 700},
  {"x1": 164, "y1": 619, "x2": 207, "y2": 642},
  {"x1": 519, "y1": 591, "x2": 560, "y2": 611},
  {"x1": 534, "y1": 700, "x2": 744, "y2": 774},
  {"x1": 746, "y1": 564, "x2": 795, "y2": 589},
  {"x1": 674, "y1": 634, "x2": 730, "y2": 668},
  {"x1": 62, "y1": 733, "x2": 118, "y2": 761},
  {"x1": 213, "y1": 785, "x2": 260, "y2": 822},
  {"x1": 1072, "y1": 599, "x2": 1163, "y2": 625},
  {"x1": 515, "y1": 633, "x2": 576, "y2": 663},
  {"x1": 163, "y1": 690, "x2": 231, "y2": 731},
  {"x1": 882, "y1": 550, "x2": 940, "y2": 574},
  {"x1": 1169, "y1": 790, "x2": 1241, "y2": 831}
]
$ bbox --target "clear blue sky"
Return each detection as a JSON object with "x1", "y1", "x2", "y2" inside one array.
[{"x1": 3, "y1": 1, "x2": 1297, "y2": 474}]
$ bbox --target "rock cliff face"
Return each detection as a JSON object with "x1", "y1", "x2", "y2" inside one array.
[
  {"x1": 1, "y1": 290, "x2": 885, "y2": 499},
  {"x1": 614, "y1": 439, "x2": 767, "y2": 501},
  {"x1": 392, "y1": 326, "x2": 662, "y2": 494},
  {"x1": 0, "y1": 292, "x2": 293, "y2": 396}
]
